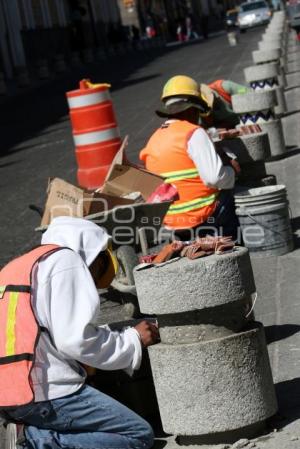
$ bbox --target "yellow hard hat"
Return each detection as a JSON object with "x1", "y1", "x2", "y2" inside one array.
[
  {"x1": 157, "y1": 76, "x2": 211, "y2": 117},
  {"x1": 97, "y1": 243, "x2": 119, "y2": 289},
  {"x1": 161, "y1": 75, "x2": 200, "y2": 100}
]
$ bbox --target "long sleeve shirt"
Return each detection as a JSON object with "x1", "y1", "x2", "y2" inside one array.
[{"x1": 187, "y1": 126, "x2": 235, "y2": 190}]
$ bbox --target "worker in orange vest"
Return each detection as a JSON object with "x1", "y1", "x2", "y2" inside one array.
[
  {"x1": 140, "y1": 75, "x2": 240, "y2": 241},
  {"x1": 200, "y1": 79, "x2": 249, "y2": 129},
  {"x1": 0, "y1": 217, "x2": 159, "y2": 449}
]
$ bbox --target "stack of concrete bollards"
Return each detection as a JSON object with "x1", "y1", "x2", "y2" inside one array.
[
  {"x1": 231, "y1": 90, "x2": 286, "y2": 157},
  {"x1": 134, "y1": 248, "x2": 277, "y2": 444},
  {"x1": 232, "y1": 10, "x2": 295, "y2": 258},
  {"x1": 244, "y1": 62, "x2": 287, "y2": 115},
  {"x1": 215, "y1": 131, "x2": 275, "y2": 187}
]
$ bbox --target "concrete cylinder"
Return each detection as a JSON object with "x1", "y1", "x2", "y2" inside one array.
[
  {"x1": 232, "y1": 91, "x2": 286, "y2": 156},
  {"x1": 215, "y1": 132, "x2": 271, "y2": 164},
  {"x1": 134, "y1": 248, "x2": 277, "y2": 441},
  {"x1": 252, "y1": 48, "x2": 287, "y2": 87},
  {"x1": 148, "y1": 323, "x2": 277, "y2": 436},
  {"x1": 244, "y1": 64, "x2": 287, "y2": 115},
  {"x1": 259, "y1": 120, "x2": 286, "y2": 157},
  {"x1": 134, "y1": 247, "x2": 256, "y2": 315},
  {"x1": 252, "y1": 48, "x2": 281, "y2": 65}
]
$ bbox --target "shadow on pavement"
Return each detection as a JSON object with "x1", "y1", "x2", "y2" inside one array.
[
  {"x1": 265, "y1": 324, "x2": 300, "y2": 344},
  {"x1": 285, "y1": 84, "x2": 300, "y2": 92},
  {"x1": 271, "y1": 378, "x2": 300, "y2": 428},
  {"x1": 284, "y1": 109, "x2": 300, "y2": 117},
  {"x1": 266, "y1": 147, "x2": 300, "y2": 162},
  {"x1": 0, "y1": 47, "x2": 174, "y2": 157}
]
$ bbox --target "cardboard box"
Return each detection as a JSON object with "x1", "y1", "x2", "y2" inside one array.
[
  {"x1": 41, "y1": 178, "x2": 134, "y2": 227},
  {"x1": 100, "y1": 144, "x2": 164, "y2": 200}
]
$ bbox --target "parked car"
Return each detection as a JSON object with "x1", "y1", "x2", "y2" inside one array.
[{"x1": 237, "y1": 1, "x2": 272, "y2": 31}]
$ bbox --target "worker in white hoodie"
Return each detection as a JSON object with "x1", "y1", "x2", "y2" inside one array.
[{"x1": 1, "y1": 216, "x2": 158, "y2": 449}]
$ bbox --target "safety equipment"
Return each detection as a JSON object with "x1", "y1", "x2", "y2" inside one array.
[
  {"x1": 66, "y1": 79, "x2": 121, "y2": 190},
  {"x1": 208, "y1": 80, "x2": 232, "y2": 105},
  {"x1": 0, "y1": 245, "x2": 63, "y2": 408},
  {"x1": 96, "y1": 242, "x2": 119, "y2": 289},
  {"x1": 161, "y1": 75, "x2": 200, "y2": 100},
  {"x1": 140, "y1": 121, "x2": 219, "y2": 229}
]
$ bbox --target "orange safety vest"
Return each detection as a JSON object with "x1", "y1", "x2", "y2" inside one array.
[
  {"x1": 140, "y1": 120, "x2": 219, "y2": 229},
  {"x1": 208, "y1": 80, "x2": 232, "y2": 105},
  {"x1": 0, "y1": 245, "x2": 63, "y2": 408}
]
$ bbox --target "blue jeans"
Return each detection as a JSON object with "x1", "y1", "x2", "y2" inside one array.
[{"x1": 5, "y1": 385, "x2": 154, "y2": 449}]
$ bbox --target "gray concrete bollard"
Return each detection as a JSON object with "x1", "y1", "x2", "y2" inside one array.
[
  {"x1": 252, "y1": 48, "x2": 286, "y2": 88},
  {"x1": 258, "y1": 41, "x2": 287, "y2": 71},
  {"x1": 134, "y1": 248, "x2": 277, "y2": 441},
  {"x1": 215, "y1": 133, "x2": 276, "y2": 187},
  {"x1": 244, "y1": 63, "x2": 287, "y2": 115},
  {"x1": 232, "y1": 90, "x2": 286, "y2": 157}
]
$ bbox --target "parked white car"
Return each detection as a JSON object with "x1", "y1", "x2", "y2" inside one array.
[{"x1": 238, "y1": 1, "x2": 272, "y2": 31}]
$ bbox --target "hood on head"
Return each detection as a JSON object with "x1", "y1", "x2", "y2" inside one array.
[{"x1": 41, "y1": 216, "x2": 110, "y2": 267}]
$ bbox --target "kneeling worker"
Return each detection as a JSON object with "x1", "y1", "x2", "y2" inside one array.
[
  {"x1": 0, "y1": 216, "x2": 158, "y2": 449},
  {"x1": 140, "y1": 75, "x2": 240, "y2": 240}
]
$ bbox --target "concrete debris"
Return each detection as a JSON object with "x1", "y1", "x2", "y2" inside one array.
[{"x1": 231, "y1": 439, "x2": 250, "y2": 449}]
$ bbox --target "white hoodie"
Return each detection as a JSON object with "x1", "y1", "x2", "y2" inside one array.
[{"x1": 30, "y1": 216, "x2": 142, "y2": 402}]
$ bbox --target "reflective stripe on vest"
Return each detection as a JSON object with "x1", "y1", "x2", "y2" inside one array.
[
  {"x1": 162, "y1": 168, "x2": 199, "y2": 183},
  {"x1": 0, "y1": 245, "x2": 65, "y2": 408},
  {"x1": 6, "y1": 292, "x2": 19, "y2": 356},
  {"x1": 167, "y1": 192, "x2": 218, "y2": 215}
]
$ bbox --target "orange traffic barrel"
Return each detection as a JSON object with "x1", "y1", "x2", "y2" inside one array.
[{"x1": 66, "y1": 79, "x2": 121, "y2": 189}]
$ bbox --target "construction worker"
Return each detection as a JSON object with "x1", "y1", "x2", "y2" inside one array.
[
  {"x1": 0, "y1": 216, "x2": 158, "y2": 449},
  {"x1": 201, "y1": 79, "x2": 249, "y2": 129},
  {"x1": 140, "y1": 75, "x2": 240, "y2": 241}
]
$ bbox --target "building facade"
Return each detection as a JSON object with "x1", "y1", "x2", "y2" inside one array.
[
  {"x1": 0, "y1": 0, "x2": 233, "y2": 86},
  {"x1": 0, "y1": 0, "x2": 122, "y2": 82}
]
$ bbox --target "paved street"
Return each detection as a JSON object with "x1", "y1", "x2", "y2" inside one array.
[
  {"x1": 0, "y1": 29, "x2": 261, "y2": 266},
  {"x1": 1, "y1": 26, "x2": 300, "y2": 449}
]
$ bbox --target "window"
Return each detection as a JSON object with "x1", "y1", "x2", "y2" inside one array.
[{"x1": 240, "y1": 2, "x2": 268, "y2": 12}]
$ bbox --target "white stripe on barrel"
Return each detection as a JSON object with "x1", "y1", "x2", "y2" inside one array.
[
  {"x1": 67, "y1": 90, "x2": 111, "y2": 109},
  {"x1": 74, "y1": 127, "x2": 120, "y2": 146}
]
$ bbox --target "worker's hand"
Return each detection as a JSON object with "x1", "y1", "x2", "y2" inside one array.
[
  {"x1": 230, "y1": 159, "x2": 241, "y2": 175},
  {"x1": 135, "y1": 320, "x2": 160, "y2": 347}
]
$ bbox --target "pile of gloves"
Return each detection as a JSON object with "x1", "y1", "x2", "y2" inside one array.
[{"x1": 140, "y1": 236, "x2": 235, "y2": 265}]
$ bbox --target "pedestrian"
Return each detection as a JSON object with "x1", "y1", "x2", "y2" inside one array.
[
  {"x1": 176, "y1": 21, "x2": 185, "y2": 42},
  {"x1": 0, "y1": 216, "x2": 159, "y2": 449},
  {"x1": 139, "y1": 75, "x2": 240, "y2": 241},
  {"x1": 185, "y1": 14, "x2": 199, "y2": 40}
]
